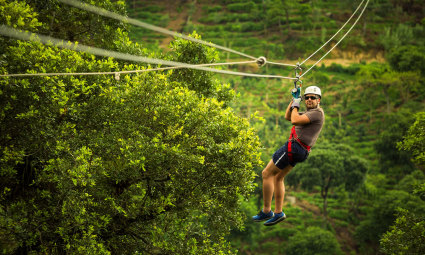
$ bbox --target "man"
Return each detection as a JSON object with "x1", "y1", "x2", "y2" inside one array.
[{"x1": 252, "y1": 86, "x2": 325, "y2": 226}]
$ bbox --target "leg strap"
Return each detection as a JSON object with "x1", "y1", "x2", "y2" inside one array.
[{"x1": 288, "y1": 140, "x2": 293, "y2": 164}]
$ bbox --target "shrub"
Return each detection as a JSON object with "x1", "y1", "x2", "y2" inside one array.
[
  {"x1": 227, "y1": 1, "x2": 256, "y2": 13},
  {"x1": 285, "y1": 227, "x2": 344, "y2": 255}
]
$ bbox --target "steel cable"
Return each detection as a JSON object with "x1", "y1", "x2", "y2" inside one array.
[
  {"x1": 58, "y1": 0, "x2": 258, "y2": 60},
  {"x1": 0, "y1": 25, "x2": 296, "y2": 80},
  {"x1": 300, "y1": 0, "x2": 366, "y2": 66},
  {"x1": 300, "y1": 0, "x2": 369, "y2": 78}
]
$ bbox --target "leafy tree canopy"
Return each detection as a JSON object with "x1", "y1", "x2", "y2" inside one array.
[
  {"x1": 397, "y1": 111, "x2": 425, "y2": 169},
  {"x1": 0, "y1": 1, "x2": 262, "y2": 254},
  {"x1": 380, "y1": 208, "x2": 425, "y2": 255}
]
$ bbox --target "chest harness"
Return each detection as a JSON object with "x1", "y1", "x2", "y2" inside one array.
[{"x1": 288, "y1": 126, "x2": 311, "y2": 163}]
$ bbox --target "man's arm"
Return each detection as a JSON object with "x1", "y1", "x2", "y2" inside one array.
[
  {"x1": 291, "y1": 108, "x2": 310, "y2": 126},
  {"x1": 285, "y1": 100, "x2": 293, "y2": 121}
]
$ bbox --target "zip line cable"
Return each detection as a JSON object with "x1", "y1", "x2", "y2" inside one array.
[
  {"x1": 0, "y1": 0, "x2": 369, "y2": 80},
  {"x1": 0, "y1": 25, "x2": 296, "y2": 80},
  {"x1": 1, "y1": 56, "x2": 257, "y2": 78},
  {"x1": 299, "y1": 0, "x2": 365, "y2": 66},
  {"x1": 57, "y1": 0, "x2": 297, "y2": 68},
  {"x1": 58, "y1": 0, "x2": 369, "y2": 73},
  {"x1": 300, "y1": 0, "x2": 369, "y2": 78},
  {"x1": 0, "y1": 60, "x2": 256, "y2": 78},
  {"x1": 58, "y1": 0, "x2": 257, "y2": 60}
]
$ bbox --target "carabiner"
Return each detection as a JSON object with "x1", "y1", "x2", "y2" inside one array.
[
  {"x1": 292, "y1": 78, "x2": 302, "y2": 99},
  {"x1": 294, "y1": 62, "x2": 302, "y2": 79}
]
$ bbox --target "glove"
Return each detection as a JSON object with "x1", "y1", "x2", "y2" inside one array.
[
  {"x1": 291, "y1": 87, "x2": 301, "y2": 99},
  {"x1": 291, "y1": 98, "x2": 301, "y2": 110}
]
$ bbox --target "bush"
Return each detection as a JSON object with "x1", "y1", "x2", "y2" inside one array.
[
  {"x1": 227, "y1": 1, "x2": 256, "y2": 13},
  {"x1": 327, "y1": 63, "x2": 345, "y2": 73},
  {"x1": 202, "y1": 5, "x2": 223, "y2": 13},
  {"x1": 328, "y1": 209, "x2": 349, "y2": 221},
  {"x1": 311, "y1": 72, "x2": 330, "y2": 85},
  {"x1": 285, "y1": 227, "x2": 344, "y2": 255}
]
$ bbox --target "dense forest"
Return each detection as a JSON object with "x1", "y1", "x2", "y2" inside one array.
[{"x1": 0, "y1": 0, "x2": 424, "y2": 254}]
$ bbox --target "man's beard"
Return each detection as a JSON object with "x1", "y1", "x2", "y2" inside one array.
[{"x1": 306, "y1": 103, "x2": 318, "y2": 109}]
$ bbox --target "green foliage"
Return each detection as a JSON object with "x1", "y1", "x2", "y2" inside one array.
[
  {"x1": 388, "y1": 45, "x2": 425, "y2": 75},
  {"x1": 227, "y1": 1, "x2": 256, "y2": 13},
  {"x1": 0, "y1": 0, "x2": 42, "y2": 30},
  {"x1": 1, "y1": 0, "x2": 425, "y2": 254},
  {"x1": 168, "y1": 32, "x2": 227, "y2": 99},
  {"x1": 378, "y1": 24, "x2": 416, "y2": 51},
  {"x1": 286, "y1": 143, "x2": 367, "y2": 220},
  {"x1": 0, "y1": 2, "x2": 262, "y2": 254},
  {"x1": 287, "y1": 143, "x2": 368, "y2": 193},
  {"x1": 374, "y1": 110, "x2": 416, "y2": 180},
  {"x1": 397, "y1": 111, "x2": 425, "y2": 169},
  {"x1": 397, "y1": 170, "x2": 425, "y2": 194},
  {"x1": 355, "y1": 190, "x2": 425, "y2": 249},
  {"x1": 29, "y1": 0, "x2": 128, "y2": 50},
  {"x1": 285, "y1": 227, "x2": 343, "y2": 255},
  {"x1": 380, "y1": 208, "x2": 425, "y2": 255}
]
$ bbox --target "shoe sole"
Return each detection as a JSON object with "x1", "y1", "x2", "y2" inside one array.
[
  {"x1": 264, "y1": 215, "x2": 286, "y2": 226},
  {"x1": 253, "y1": 216, "x2": 273, "y2": 222}
]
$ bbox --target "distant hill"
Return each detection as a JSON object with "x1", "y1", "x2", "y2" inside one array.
[{"x1": 125, "y1": 0, "x2": 423, "y2": 65}]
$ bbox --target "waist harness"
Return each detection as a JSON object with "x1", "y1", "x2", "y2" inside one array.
[{"x1": 288, "y1": 126, "x2": 311, "y2": 163}]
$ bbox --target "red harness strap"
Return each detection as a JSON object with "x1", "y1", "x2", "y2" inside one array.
[{"x1": 288, "y1": 126, "x2": 311, "y2": 163}]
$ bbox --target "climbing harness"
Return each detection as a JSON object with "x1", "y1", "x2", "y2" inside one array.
[{"x1": 287, "y1": 126, "x2": 311, "y2": 163}]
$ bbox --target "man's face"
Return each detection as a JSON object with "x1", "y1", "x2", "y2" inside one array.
[{"x1": 304, "y1": 94, "x2": 320, "y2": 109}]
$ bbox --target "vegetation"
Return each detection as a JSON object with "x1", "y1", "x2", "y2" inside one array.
[
  {"x1": 0, "y1": 1, "x2": 262, "y2": 254},
  {"x1": 0, "y1": 0, "x2": 424, "y2": 254}
]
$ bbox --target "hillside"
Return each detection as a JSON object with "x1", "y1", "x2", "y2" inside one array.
[
  {"x1": 124, "y1": 1, "x2": 425, "y2": 254},
  {"x1": 125, "y1": 0, "x2": 408, "y2": 64}
]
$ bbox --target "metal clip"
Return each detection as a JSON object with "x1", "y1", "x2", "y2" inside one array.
[
  {"x1": 292, "y1": 78, "x2": 303, "y2": 99},
  {"x1": 294, "y1": 62, "x2": 302, "y2": 79},
  {"x1": 256, "y1": 56, "x2": 267, "y2": 67}
]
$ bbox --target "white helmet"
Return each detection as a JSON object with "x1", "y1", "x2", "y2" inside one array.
[{"x1": 304, "y1": 86, "x2": 321, "y2": 98}]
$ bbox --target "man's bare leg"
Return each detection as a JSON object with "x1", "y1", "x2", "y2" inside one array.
[
  {"x1": 262, "y1": 160, "x2": 292, "y2": 213},
  {"x1": 273, "y1": 165, "x2": 292, "y2": 213}
]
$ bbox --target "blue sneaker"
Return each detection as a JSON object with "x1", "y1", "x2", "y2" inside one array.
[
  {"x1": 252, "y1": 210, "x2": 274, "y2": 222},
  {"x1": 264, "y1": 212, "x2": 286, "y2": 226}
]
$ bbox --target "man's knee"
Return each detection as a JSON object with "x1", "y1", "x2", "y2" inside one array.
[
  {"x1": 262, "y1": 161, "x2": 279, "y2": 179},
  {"x1": 276, "y1": 165, "x2": 293, "y2": 180},
  {"x1": 262, "y1": 168, "x2": 272, "y2": 179}
]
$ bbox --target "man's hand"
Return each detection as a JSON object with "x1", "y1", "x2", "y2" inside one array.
[
  {"x1": 291, "y1": 87, "x2": 301, "y2": 99},
  {"x1": 291, "y1": 98, "x2": 301, "y2": 110}
]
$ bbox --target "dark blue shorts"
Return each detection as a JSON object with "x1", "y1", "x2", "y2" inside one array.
[{"x1": 272, "y1": 140, "x2": 309, "y2": 169}]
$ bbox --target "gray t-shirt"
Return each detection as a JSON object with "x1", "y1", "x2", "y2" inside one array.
[{"x1": 295, "y1": 107, "x2": 325, "y2": 147}]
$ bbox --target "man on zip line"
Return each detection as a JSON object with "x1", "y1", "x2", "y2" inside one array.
[{"x1": 252, "y1": 86, "x2": 325, "y2": 226}]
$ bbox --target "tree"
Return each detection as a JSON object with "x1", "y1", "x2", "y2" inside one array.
[
  {"x1": 380, "y1": 112, "x2": 425, "y2": 255},
  {"x1": 357, "y1": 63, "x2": 402, "y2": 114},
  {"x1": 26, "y1": 0, "x2": 129, "y2": 51},
  {"x1": 286, "y1": 143, "x2": 368, "y2": 219},
  {"x1": 380, "y1": 208, "x2": 425, "y2": 255},
  {"x1": 397, "y1": 111, "x2": 425, "y2": 169},
  {"x1": 374, "y1": 110, "x2": 416, "y2": 181},
  {"x1": 355, "y1": 190, "x2": 425, "y2": 253},
  {"x1": 388, "y1": 45, "x2": 425, "y2": 75},
  {"x1": 285, "y1": 226, "x2": 343, "y2": 255},
  {"x1": 282, "y1": 0, "x2": 297, "y2": 34},
  {"x1": 0, "y1": 1, "x2": 262, "y2": 254}
]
